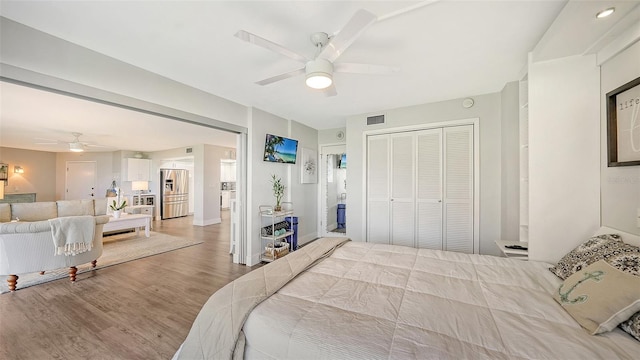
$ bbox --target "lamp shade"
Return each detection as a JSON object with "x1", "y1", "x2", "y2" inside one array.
[
  {"x1": 131, "y1": 181, "x2": 149, "y2": 191},
  {"x1": 0, "y1": 183, "x2": 4, "y2": 200}
]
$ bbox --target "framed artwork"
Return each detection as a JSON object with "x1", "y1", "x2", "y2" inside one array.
[
  {"x1": 607, "y1": 76, "x2": 640, "y2": 166},
  {"x1": 300, "y1": 148, "x2": 317, "y2": 184},
  {"x1": 0, "y1": 163, "x2": 7, "y2": 184}
]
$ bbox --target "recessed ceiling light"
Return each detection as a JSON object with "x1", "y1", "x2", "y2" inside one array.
[{"x1": 596, "y1": 7, "x2": 615, "y2": 19}]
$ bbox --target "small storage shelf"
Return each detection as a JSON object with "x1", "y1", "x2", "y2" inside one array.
[
  {"x1": 495, "y1": 240, "x2": 529, "y2": 260},
  {"x1": 259, "y1": 202, "x2": 294, "y2": 263}
]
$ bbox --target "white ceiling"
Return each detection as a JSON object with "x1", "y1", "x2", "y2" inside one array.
[
  {"x1": 0, "y1": 81, "x2": 238, "y2": 152},
  {"x1": 0, "y1": 0, "x2": 638, "y2": 153}
]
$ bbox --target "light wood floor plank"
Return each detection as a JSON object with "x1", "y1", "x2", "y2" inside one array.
[{"x1": 0, "y1": 211, "x2": 258, "y2": 359}]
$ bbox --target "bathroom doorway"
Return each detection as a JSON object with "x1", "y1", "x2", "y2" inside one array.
[{"x1": 320, "y1": 144, "x2": 347, "y2": 237}]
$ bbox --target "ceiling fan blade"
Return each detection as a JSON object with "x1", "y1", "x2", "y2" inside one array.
[
  {"x1": 235, "y1": 30, "x2": 309, "y2": 63},
  {"x1": 318, "y1": 9, "x2": 377, "y2": 62},
  {"x1": 334, "y1": 63, "x2": 400, "y2": 75},
  {"x1": 85, "y1": 144, "x2": 108, "y2": 148},
  {"x1": 322, "y1": 84, "x2": 338, "y2": 97},
  {"x1": 35, "y1": 137, "x2": 60, "y2": 142},
  {"x1": 256, "y1": 68, "x2": 305, "y2": 86},
  {"x1": 35, "y1": 142, "x2": 59, "y2": 145}
]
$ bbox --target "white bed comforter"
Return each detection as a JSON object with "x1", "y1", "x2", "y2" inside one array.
[{"x1": 242, "y1": 242, "x2": 640, "y2": 359}]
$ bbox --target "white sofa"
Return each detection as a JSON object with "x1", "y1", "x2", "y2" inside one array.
[{"x1": 0, "y1": 199, "x2": 110, "y2": 291}]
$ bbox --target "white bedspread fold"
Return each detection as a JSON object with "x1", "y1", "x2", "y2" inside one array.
[
  {"x1": 175, "y1": 237, "x2": 350, "y2": 360},
  {"x1": 48, "y1": 215, "x2": 95, "y2": 256}
]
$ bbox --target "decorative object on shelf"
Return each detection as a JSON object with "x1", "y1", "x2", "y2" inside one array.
[
  {"x1": 301, "y1": 148, "x2": 318, "y2": 184},
  {"x1": 606, "y1": 76, "x2": 640, "y2": 166},
  {"x1": 270, "y1": 174, "x2": 285, "y2": 211},
  {"x1": 264, "y1": 241, "x2": 290, "y2": 260},
  {"x1": 261, "y1": 221, "x2": 289, "y2": 236}
]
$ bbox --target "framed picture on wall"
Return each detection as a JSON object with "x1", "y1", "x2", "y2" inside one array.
[
  {"x1": 0, "y1": 163, "x2": 7, "y2": 184},
  {"x1": 607, "y1": 76, "x2": 640, "y2": 166},
  {"x1": 300, "y1": 148, "x2": 317, "y2": 184}
]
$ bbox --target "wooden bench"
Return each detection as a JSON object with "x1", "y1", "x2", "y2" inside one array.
[{"x1": 103, "y1": 214, "x2": 151, "y2": 237}]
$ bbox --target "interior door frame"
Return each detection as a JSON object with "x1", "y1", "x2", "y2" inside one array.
[
  {"x1": 3, "y1": 65, "x2": 249, "y2": 264},
  {"x1": 318, "y1": 143, "x2": 349, "y2": 238},
  {"x1": 362, "y1": 118, "x2": 480, "y2": 254}
]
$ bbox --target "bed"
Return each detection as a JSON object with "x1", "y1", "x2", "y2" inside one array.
[{"x1": 174, "y1": 229, "x2": 640, "y2": 359}]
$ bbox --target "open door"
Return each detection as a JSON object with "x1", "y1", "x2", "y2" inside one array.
[{"x1": 320, "y1": 144, "x2": 348, "y2": 237}]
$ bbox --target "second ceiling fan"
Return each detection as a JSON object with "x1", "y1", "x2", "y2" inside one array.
[{"x1": 235, "y1": 9, "x2": 399, "y2": 97}]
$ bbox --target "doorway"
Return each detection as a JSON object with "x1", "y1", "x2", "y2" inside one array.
[
  {"x1": 320, "y1": 144, "x2": 347, "y2": 237},
  {"x1": 66, "y1": 161, "x2": 97, "y2": 200}
]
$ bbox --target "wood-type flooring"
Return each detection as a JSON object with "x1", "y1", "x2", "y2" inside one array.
[{"x1": 0, "y1": 211, "x2": 259, "y2": 360}]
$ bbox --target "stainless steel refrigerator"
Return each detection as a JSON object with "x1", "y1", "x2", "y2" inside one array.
[{"x1": 160, "y1": 169, "x2": 189, "y2": 219}]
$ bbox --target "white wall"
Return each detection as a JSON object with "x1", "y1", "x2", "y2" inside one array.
[
  {"x1": 527, "y1": 54, "x2": 600, "y2": 263},
  {"x1": 500, "y1": 81, "x2": 520, "y2": 241},
  {"x1": 600, "y1": 41, "x2": 640, "y2": 235},
  {"x1": 246, "y1": 108, "x2": 318, "y2": 265},
  {"x1": 346, "y1": 93, "x2": 504, "y2": 256},
  {"x1": 318, "y1": 128, "x2": 346, "y2": 145},
  {"x1": 290, "y1": 121, "x2": 319, "y2": 245},
  {"x1": 0, "y1": 147, "x2": 57, "y2": 201}
]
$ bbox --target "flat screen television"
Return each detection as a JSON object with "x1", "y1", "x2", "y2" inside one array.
[{"x1": 263, "y1": 134, "x2": 299, "y2": 164}]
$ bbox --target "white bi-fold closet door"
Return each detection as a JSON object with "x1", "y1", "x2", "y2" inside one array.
[{"x1": 367, "y1": 125, "x2": 474, "y2": 253}]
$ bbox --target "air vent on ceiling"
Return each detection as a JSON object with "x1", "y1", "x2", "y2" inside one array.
[
  {"x1": 367, "y1": 114, "x2": 385, "y2": 125},
  {"x1": 186, "y1": 147, "x2": 193, "y2": 154}
]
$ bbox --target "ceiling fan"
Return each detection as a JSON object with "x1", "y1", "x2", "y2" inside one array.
[
  {"x1": 235, "y1": 9, "x2": 400, "y2": 96},
  {"x1": 35, "y1": 132, "x2": 108, "y2": 152}
]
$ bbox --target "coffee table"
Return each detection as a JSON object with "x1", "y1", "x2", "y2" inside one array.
[{"x1": 103, "y1": 214, "x2": 152, "y2": 237}]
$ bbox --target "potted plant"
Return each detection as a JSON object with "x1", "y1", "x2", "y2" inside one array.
[
  {"x1": 110, "y1": 199, "x2": 127, "y2": 219},
  {"x1": 270, "y1": 174, "x2": 285, "y2": 211}
]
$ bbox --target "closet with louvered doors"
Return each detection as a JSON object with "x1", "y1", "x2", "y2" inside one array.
[{"x1": 366, "y1": 124, "x2": 476, "y2": 253}]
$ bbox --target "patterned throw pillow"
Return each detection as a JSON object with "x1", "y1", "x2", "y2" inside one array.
[
  {"x1": 549, "y1": 234, "x2": 640, "y2": 341},
  {"x1": 549, "y1": 234, "x2": 625, "y2": 280},
  {"x1": 553, "y1": 260, "x2": 640, "y2": 335},
  {"x1": 619, "y1": 311, "x2": 640, "y2": 341}
]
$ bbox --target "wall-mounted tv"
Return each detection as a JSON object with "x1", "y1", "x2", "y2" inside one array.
[{"x1": 263, "y1": 134, "x2": 299, "y2": 164}]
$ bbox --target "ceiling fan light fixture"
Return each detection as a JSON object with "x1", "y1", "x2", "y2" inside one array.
[
  {"x1": 305, "y1": 59, "x2": 334, "y2": 89},
  {"x1": 69, "y1": 142, "x2": 84, "y2": 152},
  {"x1": 596, "y1": 7, "x2": 615, "y2": 18}
]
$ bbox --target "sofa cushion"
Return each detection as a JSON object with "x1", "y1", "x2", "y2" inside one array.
[
  {"x1": 94, "y1": 198, "x2": 108, "y2": 216},
  {"x1": 11, "y1": 202, "x2": 57, "y2": 221},
  {"x1": 0, "y1": 204, "x2": 10, "y2": 223},
  {"x1": 57, "y1": 200, "x2": 95, "y2": 217}
]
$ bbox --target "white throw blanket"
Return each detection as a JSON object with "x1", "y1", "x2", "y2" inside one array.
[{"x1": 48, "y1": 216, "x2": 95, "y2": 256}]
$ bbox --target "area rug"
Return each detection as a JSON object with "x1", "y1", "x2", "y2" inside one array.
[{"x1": 0, "y1": 231, "x2": 203, "y2": 294}]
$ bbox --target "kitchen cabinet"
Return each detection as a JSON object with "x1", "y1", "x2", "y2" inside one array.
[
  {"x1": 220, "y1": 161, "x2": 236, "y2": 182},
  {"x1": 221, "y1": 190, "x2": 230, "y2": 209},
  {"x1": 125, "y1": 158, "x2": 151, "y2": 181}
]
